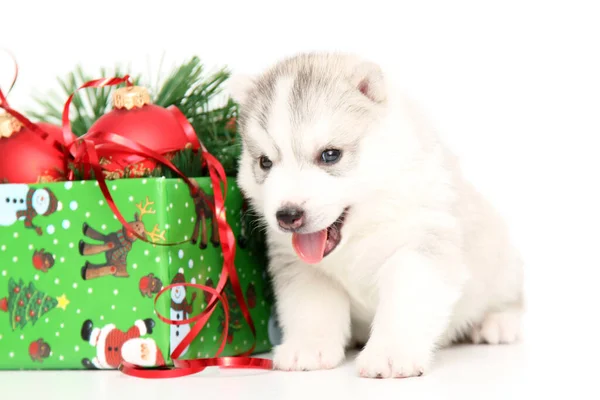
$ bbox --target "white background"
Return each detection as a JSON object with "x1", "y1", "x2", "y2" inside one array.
[{"x1": 2, "y1": 0, "x2": 600, "y2": 398}]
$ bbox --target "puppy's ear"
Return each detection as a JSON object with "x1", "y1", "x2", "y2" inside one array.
[
  {"x1": 227, "y1": 73, "x2": 256, "y2": 105},
  {"x1": 349, "y1": 61, "x2": 387, "y2": 104}
]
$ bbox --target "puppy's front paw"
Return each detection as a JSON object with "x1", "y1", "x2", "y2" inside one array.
[
  {"x1": 471, "y1": 309, "x2": 522, "y2": 345},
  {"x1": 356, "y1": 343, "x2": 431, "y2": 379},
  {"x1": 273, "y1": 341, "x2": 345, "y2": 371}
]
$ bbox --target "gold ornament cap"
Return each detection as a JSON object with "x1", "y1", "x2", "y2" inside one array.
[
  {"x1": 112, "y1": 86, "x2": 151, "y2": 110},
  {"x1": 0, "y1": 113, "x2": 24, "y2": 138}
]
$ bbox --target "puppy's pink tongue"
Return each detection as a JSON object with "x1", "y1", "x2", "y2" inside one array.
[{"x1": 292, "y1": 230, "x2": 328, "y2": 264}]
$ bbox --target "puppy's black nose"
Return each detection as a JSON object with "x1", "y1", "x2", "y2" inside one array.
[{"x1": 276, "y1": 207, "x2": 305, "y2": 230}]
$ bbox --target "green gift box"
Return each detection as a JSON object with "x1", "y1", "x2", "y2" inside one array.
[{"x1": 0, "y1": 177, "x2": 275, "y2": 370}]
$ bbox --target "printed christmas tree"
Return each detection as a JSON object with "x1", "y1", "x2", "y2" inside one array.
[
  {"x1": 218, "y1": 281, "x2": 244, "y2": 343},
  {"x1": 204, "y1": 278, "x2": 259, "y2": 344},
  {"x1": 1, "y1": 278, "x2": 68, "y2": 330}
]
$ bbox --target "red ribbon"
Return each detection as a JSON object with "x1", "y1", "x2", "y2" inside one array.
[
  {"x1": 60, "y1": 76, "x2": 273, "y2": 377},
  {"x1": 66, "y1": 130, "x2": 209, "y2": 247},
  {"x1": 120, "y1": 282, "x2": 271, "y2": 378},
  {"x1": 0, "y1": 48, "x2": 18, "y2": 96}
]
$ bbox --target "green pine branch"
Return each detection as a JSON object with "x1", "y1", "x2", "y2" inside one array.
[{"x1": 29, "y1": 56, "x2": 241, "y2": 177}]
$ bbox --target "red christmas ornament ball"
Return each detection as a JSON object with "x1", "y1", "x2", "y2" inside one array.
[
  {"x1": 0, "y1": 113, "x2": 68, "y2": 184},
  {"x1": 36, "y1": 122, "x2": 65, "y2": 143},
  {"x1": 85, "y1": 86, "x2": 199, "y2": 177},
  {"x1": 18, "y1": 300, "x2": 24, "y2": 307},
  {"x1": 26, "y1": 293, "x2": 32, "y2": 299},
  {"x1": 15, "y1": 316, "x2": 21, "y2": 322},
  {"x1": 13, "y1": 286, "x2": 20, "y2": 293},
  {"x1": 36, "y1": 299, "x2": 42, "y2": 305},
  {"x1": 29, "y1": 310, "x2": 36, "y2": 317}
]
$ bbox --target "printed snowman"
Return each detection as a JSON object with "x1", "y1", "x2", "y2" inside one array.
[
  {"x1": 169, "y1": 269, "x2": 196, "y2": 357},
  {"x1": 0, "y1": 184, "x2": 59, "y2": 235}
]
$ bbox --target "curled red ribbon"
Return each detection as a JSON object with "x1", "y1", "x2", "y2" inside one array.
[
  {"x1": 120, "y1": 282, "x2": 271, "y2": 379},
  {"x1": 60, "y1": 76, "x2": 272, "y2": 377},
  {"x1": 0, "y1": 48, "x2": 18, "y2": 96}
]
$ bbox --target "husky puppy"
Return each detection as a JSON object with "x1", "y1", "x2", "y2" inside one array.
[{"x1": 229, "y1": 53, "x2": 524, "y2": 378}]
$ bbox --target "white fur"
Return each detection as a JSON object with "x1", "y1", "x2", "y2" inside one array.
[
  {"x1": 232, "y1": 53, "x2": 524, "y2": 378},
  {"x1": 470, "y1": 307, "x2": 523, "y2": 345}
]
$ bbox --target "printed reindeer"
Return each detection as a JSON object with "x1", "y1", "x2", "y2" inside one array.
[
  {"x1": 78, "y1": 198, "x2": 165, "y2": 280},
  {"x1": 191, "y1": 187, "x2": 220, "y2": 249}
]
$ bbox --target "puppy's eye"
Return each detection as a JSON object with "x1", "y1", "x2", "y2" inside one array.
[
  {"x1": 320, "y1": 149, "x2": 342, "y2": 164},
  {"x1": 259, "y1": 156, "x2": 273, "y2": 170}
]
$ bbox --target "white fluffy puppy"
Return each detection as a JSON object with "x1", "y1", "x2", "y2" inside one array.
[{"x1": 229, "y1": 52, "x2": 524, "y2": 378}]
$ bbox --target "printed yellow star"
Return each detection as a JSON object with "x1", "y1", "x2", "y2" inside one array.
[{"x1": 56, "y1": 294, "x2": 70, "y2": 310}]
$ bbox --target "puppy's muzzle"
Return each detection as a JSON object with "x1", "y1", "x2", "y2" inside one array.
[{"x1": 276, "y1": 206, "x2": 305, "y2": 231}]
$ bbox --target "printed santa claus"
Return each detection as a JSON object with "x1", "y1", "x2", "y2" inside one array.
[{"x1": 80, "y1": 318, "x2": 165, "y2": 369}]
